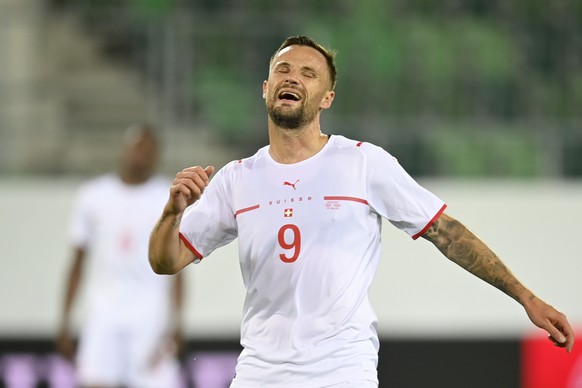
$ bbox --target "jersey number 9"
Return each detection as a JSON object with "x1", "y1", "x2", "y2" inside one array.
[{"x1": 278, "y1": 224, "x2": 301, "y2": 263}]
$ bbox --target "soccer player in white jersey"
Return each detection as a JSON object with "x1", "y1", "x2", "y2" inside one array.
[
  {"x1": 58, "y1": 125, "x2": 183, "y2": 388},
  {"x1": 149, "y1": 36, "x2": 574, "y2": 387}
]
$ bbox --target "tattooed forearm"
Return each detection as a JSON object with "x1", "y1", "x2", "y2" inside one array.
[
  {"x1": 156, "y1": 212, "x2": 182, "y2": 232},
  {"x1": 149, "y1": 210, "x2": 187, "y2": 275},
  {"x1": 422, "y1": 213, "x2": 525, "y2": 303}
]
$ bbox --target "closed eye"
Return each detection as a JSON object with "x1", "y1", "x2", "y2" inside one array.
[{"x1": 275, "y1": 64, "x2": 290, "y2": 74}]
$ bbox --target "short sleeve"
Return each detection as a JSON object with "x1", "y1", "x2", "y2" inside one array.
[
  {"x1": 179, "y1": 165, "x2": 238, "y2": 259},
  {"x1": 363, "y1": 143, "x2": 446, "y2": 239},
  {"x1": 68, "y1": 185, "x2": 93, "y2": 248}
]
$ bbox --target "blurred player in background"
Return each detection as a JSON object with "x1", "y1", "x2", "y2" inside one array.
[
  {"x1": 148, "y1": 36, "x2": 574, "y2": 387},
  {"x1": 57, "y1": 124, "x2": 183, "y2": 388}
]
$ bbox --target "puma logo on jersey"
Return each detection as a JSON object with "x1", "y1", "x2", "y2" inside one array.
[{"x1": 283, "y1": 179, "x2": 299, "y2": 190}]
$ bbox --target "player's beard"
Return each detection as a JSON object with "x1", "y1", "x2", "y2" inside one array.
[{"x1": 267, "y1": 99, "x2": 318, "y2": 130}]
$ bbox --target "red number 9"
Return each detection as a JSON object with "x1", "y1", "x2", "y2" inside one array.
[{"x1": 278, "y1": 224, "x2": 301, "y2": 263}]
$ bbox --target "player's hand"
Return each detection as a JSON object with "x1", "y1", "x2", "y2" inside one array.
[
  {"x1": 166, "y1": 166, "x2": 215, "y2": 215},
  {"x1": 56, "y1": 324, "x2": 75, "y2": 361},
  {"x1": 524, "y1": 296, "x2": 575, "y2": 352}
]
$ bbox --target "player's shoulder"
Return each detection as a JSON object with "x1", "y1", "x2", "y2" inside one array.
[
  {"x1": 328, "y1": 134, "x2": 368, "y2": 150},
  {"x1": 79, "y1": 173, "x2": 117, "y2": 192},
  {"x1": 220, "y1": 145, "x2": 269, "y2": 173},
  {"x1": 147, "y1": 175, "x2": 172, "y2": 189},
  {"x1": 73, "y1": 174, "x2": 117, "y2": 205},
  {"x1": 330, "y1": 135, "x2": 399, "y2": 167},
  {"x1": 329, "y1": 135, "x2": 386, "y2": 156}
]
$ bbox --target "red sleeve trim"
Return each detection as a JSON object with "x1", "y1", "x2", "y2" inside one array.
[
  {"x1": 356, "y1": 141, "x2": 363, "y2": 147},
  {"x1": 179, "y1": 232, "x2": 203, "y2": 261},
  {"x1": 323, "y1": 196, "x2": 368, "y2": 205},
  {"x1": 234, "y1": 204, "x2": 260, "y2": 218},
  {"x1": 412, "y1": 204, "x2": 447, "y2": 240}
]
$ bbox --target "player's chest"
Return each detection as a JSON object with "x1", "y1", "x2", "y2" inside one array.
[
  {"x1": 231, "y1": 166, "x2": 370, "y2": 227},
  {"x1": 89, "y1": 192, "x2": 161, "y2": 229}
]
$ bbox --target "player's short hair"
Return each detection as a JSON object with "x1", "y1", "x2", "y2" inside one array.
[
  {"x1": 270, "y1": 35, "x2": 337, "y2": 90},
  {"x1": 123, "y1": 123, "x2": 158, "y2": 144}
]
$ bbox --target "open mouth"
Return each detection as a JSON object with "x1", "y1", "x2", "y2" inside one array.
[{"x1": 278, "y1": 90, "x2": 302, "y2": 102}]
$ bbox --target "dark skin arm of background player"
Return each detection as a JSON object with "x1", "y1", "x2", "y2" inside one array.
[
  {"x1": 421, "y1": 212, "x2": 574, "y2": 352},
  {"x1": 58, "y1": 248, "x2": 186, "y2": 363},
  {"x1": 56, "y1": 247, "x2": 85, "y2": 360},
  {"x1": 148, "y1": 271, "x2": 185, "y2": 368},
  {"x1": 171, "y1": 270, "x2": 185, "y2": 356}
]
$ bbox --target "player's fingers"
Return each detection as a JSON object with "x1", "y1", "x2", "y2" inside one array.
[
  {"x1": 170, "y1": 183, "x2": 193, "y2": 199},
  {"x1": 542, "y1": 316, "x2": 573, "y2": 351},
  {"x1": 173, "y1": 179, "x2": 203, "y2": 202},
  {"x1": 545, "y1": 325, "x2": 567, "y2": 347},
  {"x1": 548, "y1": 333, "x2": 574, "y2": 353},
  {"x1": 168, "y1": 185, "x2": 191, "y2": 212},
  {"x1": 180, "y1": 165, "x2": 204, "y2": 173},
  {"x1": 180, "y1": 172, "x2": 208, "y2": 194},
  {"x1": 567, "y1": 337, "x2": 575, "y2": 353},
  {"x1": 556, "y1": 319, "x2": 575, "y2": 353},
  {"x1": 175, "y1": 167, "x2": 209, "y2": 189},
  {"x1": 174, "y1": 174, "x2": 208, "y2": 194},
  {"x1": 56, "y1": 335, "x2": 75, "y2": 361},
  {"x1": 548, "y1": 334, "x2": 565, "y2": 347},
  {"x1": 180, "y1": 166, "x2": 213, "y2": 185},
  {"x1": 168, "y1": 166, "x2": 213, "y2": 209},
  {"x1": 204, "y1": 165, "x2": 215, "y2": 181},
  {"x1": 565, "y1": 332, "x2": 575, "y2": 353}
]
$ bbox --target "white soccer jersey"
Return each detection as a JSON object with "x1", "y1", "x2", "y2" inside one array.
[
  {"x1": 180, "y1": 135, "x2": 446, "y2": 387},
  {"x1": 69, "y1": 174, "x2": 173, "y2": 325}
]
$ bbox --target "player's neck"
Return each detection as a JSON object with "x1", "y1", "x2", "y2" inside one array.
[
  {"x1": 268, "y1": 122, "x2": 329, "y2": 164},
  {"x1": 120, "y1": 170, "x2": 151, "y2": 185}
]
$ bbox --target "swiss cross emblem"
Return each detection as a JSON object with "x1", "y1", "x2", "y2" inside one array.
[
  {"x1": 284, "y1": 208, "x2": 293, "y2": 217},
  {"x1": 120, "y1": 229, "x2": 132, "y2": 252}
]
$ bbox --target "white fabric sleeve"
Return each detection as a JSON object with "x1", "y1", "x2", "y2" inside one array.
[
  {"x1": 68, "y1": 185, "x2": 93, "y2": 248},
  {"x1": 363, "y1": 143, "x2": 446, "y2": 239},
  {"x1": 179, "y1": 165, "x2": 238, "y2": 259}
]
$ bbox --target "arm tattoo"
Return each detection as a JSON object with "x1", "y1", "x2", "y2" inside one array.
[
  {"x1": 156, "y1": 212, "x2": 182, "y2": 232},
  {"x1": 171, "y1": 214, "x2": 181, "y2": 228},
  {"x1": 421, "y1": 214, "x2": 523, "y2": 302}
]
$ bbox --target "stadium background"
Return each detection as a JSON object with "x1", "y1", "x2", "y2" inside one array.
[{"x1": 1, "y1": 0, "x2": 581, "y2": 387}]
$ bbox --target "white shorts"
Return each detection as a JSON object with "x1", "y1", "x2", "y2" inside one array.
[
  {"x1": 324, "y1": 380, "x2": 378, "y2": 388},
  {"x1": 230, "y1": 379, "x2": 378, "y2": 388},
  {"x1": 76, "y1": 319, "x2": 180, "y2": 388}
]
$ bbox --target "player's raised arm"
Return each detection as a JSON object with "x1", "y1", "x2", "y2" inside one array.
[
  {"x1": 149, "y1": 165, "x2": 214, "y2": 274},
  {"x1": 421, "y1": 212, "x2": 575, "y2": 353}
]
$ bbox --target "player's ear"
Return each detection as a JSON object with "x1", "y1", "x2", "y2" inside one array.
[
  {"x1": 320, "y1": 90, "x2": 335, "y2": 110},
  {"x1": 262, "y1": 81, "x2": 267, "y2": 99}
]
